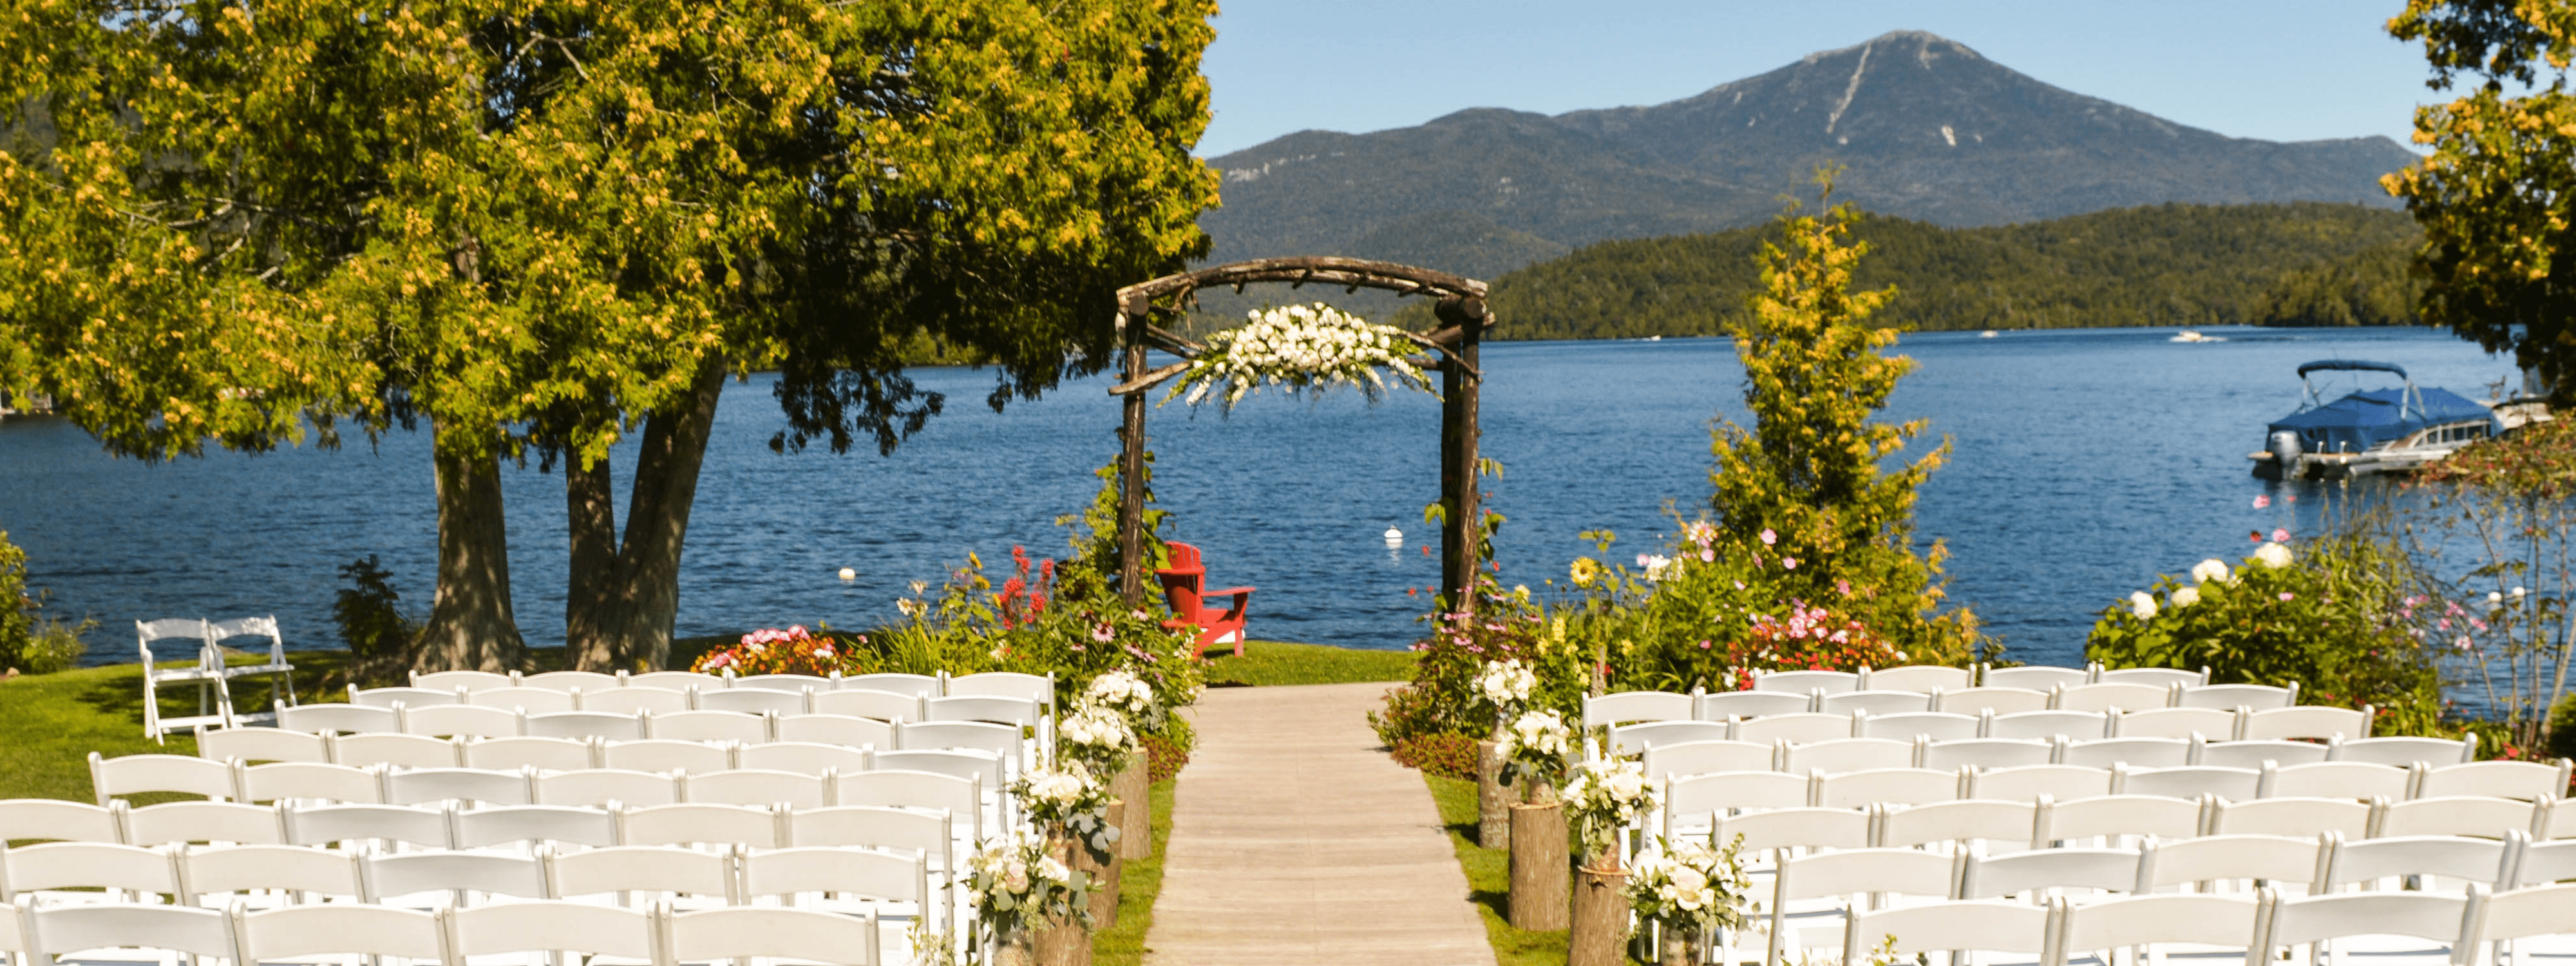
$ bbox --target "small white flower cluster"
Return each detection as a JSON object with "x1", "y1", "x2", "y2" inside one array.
[
  {"x1": 2254, "y1": 541, "x2": 2294, "y2": 569},
  {"x1": 1636, "y1": 554, "x2": 1676, "y2": 582},
  {"x1": 1057, "y1": 702, "x2": 1139, "y2": 775},
  {"x1": 2191, "y1": 558, "x2": 2233, "y2": 585},
  {"x1": 1475, "y1": 659, "x2": 1536, "y2": 714},
  {"x1": 967, "y1": 831, "x2": 1087, "y2": 938},
  {"x1": 1086, "y1": 668, "x2": 1160, "y2": 726},
  {"x1": 1495, "y1": 708, "x2": 1571, "y2": 787},
  {"x1": 2128, "y1": 591, "x2": 2160, "y2": 620},
  {"x1": 1562, "y1": 755, "x2": 1661, "y2": 858},
  {"x1": 1163, "y1": 303, "x2": 1434, "y2": 412},
  {"x1": 1625, "y1": 833, "x2": 1750, "y2": 937}
]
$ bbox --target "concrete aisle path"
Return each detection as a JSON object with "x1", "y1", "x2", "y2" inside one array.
[{"x1": 1142, "y1": 682, "x2": 1495, "y2": 966}]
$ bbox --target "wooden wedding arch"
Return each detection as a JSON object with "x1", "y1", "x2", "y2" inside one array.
[{"x1": 1108, "y1": 257, "x2": 1496, "y2": 615}]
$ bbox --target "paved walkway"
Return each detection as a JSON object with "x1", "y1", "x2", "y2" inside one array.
[{"x1": 1143, "y1": 682, "x2": 1495, "y2": 966}]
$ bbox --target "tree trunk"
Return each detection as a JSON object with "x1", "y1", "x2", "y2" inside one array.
[
  {"x1": 1039, "y1": 837, "x2": 1095, "y2": 966},
  {"x1": 1570, "y1": 861, "x2": 1630, "y2": 966},
  {"x1": 564, "y1": 455, "x2": 620, "y2": 671},
  {"x1": 567, "y1": 357, "x2": 728, "y2": 671},
  {"x1": 413, "y1": 420, "x2": 526, "y2": 672},
  {"x1": 1508, "y1": 800, "x2": 1569, "y2": 931},
  {"x1": 1477, "y1": 737, "x2": 1512, "y2": 849}
]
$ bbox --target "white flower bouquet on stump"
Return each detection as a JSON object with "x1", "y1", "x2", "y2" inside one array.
[
  {"x1": 1626, "y1": 833, "x2": 1751, "y2": 966},
  {"x1": 967, "y1": 831, "x2": 1089, "y2": 966}
]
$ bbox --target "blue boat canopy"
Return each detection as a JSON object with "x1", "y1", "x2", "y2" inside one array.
[
  {"x1": 2269, "y1": 386, "x2": 2496, "y2": 453},
  {"x1": 2297, "y1": 359, "x2": 2409, "y2": 380}
]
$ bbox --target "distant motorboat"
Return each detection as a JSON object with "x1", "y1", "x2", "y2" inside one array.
[
  {"x1": 1980, "y1": 330, "x2": 1999, "y2": 339},
  {"x1": 2251, "y1": 359, "x2": 2501, "y2": 480},
  {"x1": 2172, "y1": 329, "x2": 2223, "y2": 343}
]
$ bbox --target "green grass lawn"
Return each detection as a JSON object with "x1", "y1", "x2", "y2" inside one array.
[
  {"x1": 1091, "y1": 777, "x2": 1177, "y2": 966},
  {"x1": 1425, "y1": 773, "x2": 1572, "y2": 966},
  {"x1": 1200, "y1": 639, "x2": 1416, "y2": 687},
  {"x1": 0, "y1": 650, "x2": 352, "y2": 802}
]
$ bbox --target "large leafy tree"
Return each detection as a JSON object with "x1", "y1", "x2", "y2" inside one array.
[
  {"x1": 2387, "y1": 0, "x2": 2576, "y2": 405},
  {"x1": 1, "y1": 0, "x2": 1220, "y2": 670}
]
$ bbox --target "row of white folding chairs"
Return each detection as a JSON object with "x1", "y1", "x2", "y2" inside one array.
[
  {"x1": 349, "y1": 683, "x2": 1049, "y2": 725},
  {"x1": 1666, "y1": 790, "x2": 2576, "y2": 853},
  {"x1": 1741, "y1": 663, "x2": 2212, "y2": 696},
  {"x1": 412, "y1": 668, "x2": 1050, "y2": 705},
  {"x1": 1662, "y1": 763, "x2": 2575, "y2": 830},
  {"x1": 275, "y1": 700, "x2": 1046, "y2": 745},
  {"x1": 198, "y1": 721, "x2": 1024, "y2": 773},
  {"x1": 5, "y1": 895, "x2": 913, "y2": 966},
  {"x1": 1634, "y1": 735, "x2": 2508, "y2": 784},
  {"x1": 1594, "y1": 687, "x2": 2322, "y2": 732},
  {"x1": 4, "y1": 798, "x2": 966, "y2": 860},
  {"x1": 1741, "y1": 882, "x2": 2576, "y2": 966}
]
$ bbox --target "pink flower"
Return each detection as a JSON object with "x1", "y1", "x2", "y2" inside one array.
[
  {"x1": 2278, "y1": 592, "x2": 2295, "y2": 602},
  {"x1": 1732, "y1": 580, "x2": 1746, "y2": 590},
  {"x1": 1700, "y1": 549, "x2": 1715, "y2": 562},
  {"x1": 2271, "y1": 528, "x2": 2291, "y2": 543},
  {"x1": 1092, "y1": 624, "x2": 1115, "y2": 643},
  {"x1": 1759, "y1": 529, "x2": 1777, "y2": 546},
  {"x1": 2253, "y1": 495, "x2": 2271, "y2": 509},
  {"x1": 1698, "y1": 639, "x2": 1712, "y2": 650},
  {"x1": 1783, "y1": 557, "x2": 1798, "y2": 570}
]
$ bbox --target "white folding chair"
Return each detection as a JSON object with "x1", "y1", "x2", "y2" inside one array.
[
  {"x1": 361, "y1": 849, "x2": 549, "y2": 905},
  {"x1": 236, "y1": 761, "x2": 383, "y2": 806},
  {"x1": 784, "y1": 807, "x2": 954, "y2": 874},
  {"x1": 737, "y1": 846, "x2": 929, "y2": 933},
  {"x1": 282, "y1": 804, "x2": 452, "y2": 849},
  {"x1": 841, "y1": 674, "x2": 940, "y2": 699},
  {"x1": 1967, "y1": 766, "x2": 2114, "y2": 804},
  {"x1": 450, "y1": 805, "x2": 620, "y2": 851},
  {"x1": 831, "y1": 772, "x2": 982, "y2": 844},
  {"x1": 278, "y1": 704, "x2": 400, "y2": 736},
  {"x1": 645, "y1": 710, "x2": 769, "y2": 744},
  {"x1": 442, "y1": 900, "x2": 654, "y2": 965},
  {"x1": 697, "y1": 688, "x2": 809, "y2": 717},
  {"x1": 231, "y1": 901, "x2": 448, "y2": 966},
  {"x1": 615, "y1": 803, "x2": 781, "y2": 849},
  {"x1": 545, "y1": 844, "x2": 735, "y2": 907},
  {"x1": 350, "y1": 685, "x2": 459, "y2": 710},
  {"x1": 2037, "y1": 795, "x2": 2201, "y2": 849},
  {"x1": 2092, "y1": 667, "x2": 2208, "y2": 689},
  {"x1": 2139, "y1": 833, "x2": 2325, "y2": 895},
  {"x1": 2117, "y1": 766, "x2": 2258, "y2": 802},
  {"x1": 2328, "y1": 736, "x2": 2476, "y2": 768},
  {"x1": 0, "y1": 800, "x2": 122, "y2": 844},
  {"x1": 2177, "y1": 683, "x2": 2297, "y2": 712},
  {"x1": 1719, "y1": 808, "x2": 1874, "y2": 854},
  {"x1": 532, "y1": 769, "x2": 680, "y2": 809},
  {"x1": 1755, "y1": 670, "x2": 1860, "y2": 696},
  {"x1": 1823, "y1": 691, "x2": 1933, "y2": 717},
  {"x1": 599, "y1": 739, "x2": 732, "y2": 775},
  {"x1": 1585, "y1": 691, "x2": 1698, "y2": 728},
  {"x1": 2508, "y1": 837, "x2": 2576, "y2": 886},
  {"x1": 175, "y1": 843, "x2": 363, "y2": 906},
  {"x1": 920, "y1": 696, "x2": 1041, "y2": 730},
  {"x1": 381, "y1": 767, "x2": 531, "y2": 807},
  {"x1": 1737, "y1": 714, "x2": 1855, "y2": 746},
  {"x1": 121, "y1": 801, "x2": 283, "y2": 846},
  {"x1": 1665, "y1": 772, "x2": 1808, "y2": 837},
  {"x1": 1936, "y1": 688, "x2": 2050, "y2": 717},
  {"x1": 398, "y1": 704, "x2": 521, "y2": 739},
  {"x1": 2378, "y1": 797, "x2": 2541, "y2": 839},
  {"x1": 204, "y1": 616, "x2": 297, "y2": 725},
  {"x1": 1815, "y1": 768, "x2": 1961, "y2": 809},
  {"x1": 466, "y1": 687, "x2": 578, "y2": 715},
  {"x1": 1642, "y1": 740, "x2": 1774, "y2": 782},
  {"x1": 1, "y1": 842, "x2": 180, "y2": 904},
  {"x1": 2047, "y1": 893, "x2": 2265, "y2": 966},
  {"x1": 2114, "y1": 707, "x2": 2242, "y2": 741},
  {"x1": 1957, "y1": 846, "x2": 2143, "y2": 902},
  {"x1": 1924, "y1": 740, "x2": 2052, "y2": 772},
  {"x1": 810, "y1": 690, "x2": 923, "y2": 724},
  {"x1": 1841, "y1": 900, "x2": 2050, "y2": 966},
  {"x1": 2244, "y1": 706, "x2": 2371, "y2": 742},
  {"x1": 137, "y1": 618, "x2": 231, "y2": 743},
  {"x1": 195, "y1": 727, "x2": 330, "y2": 765},
  {"x1": 21, "y1": 901, "x2": 232, "y2": 966},
  {"x1": 2467, "y1": 882, "x2": 2576, "y2": 966},
  {"x1": 737, "y1": 742, "x2": 873, "y2": 777},
  {"x1": 2418, "y1": 761, "x2": 2574, "y2": 802},
  {"x1": 329, "y1": 733, "x2": 457, "y2": 770},
  {"x1": 1864, "y1": 667, "x2": 1973, "y2": 694},
  {"x1": 1785, "y1": 739, "x2": 1915, "y2": 775},
  {"x1": 1699, "y1": 690, "x2": 1815, "y2": 721},
  {"x1": 1980, "y1": 667, "x2": 2088, "y2": 692},
  {"x1": 658, "y1": 904, "x2": 882, "y2": 966},
  {"x1": 893, "y1": 721, "x2": 1022, "y2": 762},
  {"x1": 2052, "y1": 683, "x2": 2170, "y2": 714},
  {"x1": 733, "y1": 674, "x2": 833, "y2": 694},
  {"x1": 870, "y1": 750, "x2": 1005, "y2": 790},
  {"x1": 412, "y1": 670, "x2": 515, "y2": 692},
  {"x1": 90, "y1": 753, "x2": 236, "y2": 806},
  {"x1": 1615, "y1": 721, "x2": 1734, "y2": 757},
  {"x1": 681, "y1": 770, "x2": 831, "y2": 809},
  {"x1": 2261, "y1": 891, "x2": 2477, "y2": 966},
  {"x1": 2322, "y1": 835, "x2": 2515, "y2": 893},
  {"x1": 943, "y1": 671, "x2": 1053, "y2": 708},
  {"x1": 1765, "y1": 848, "x2": 1962, "y2": 966},
  {"x1": 574, "y1": 688, "x2": 688, "y2": 717},
  {"x1": 2206, "y1": 797, "x2": 2370, "y2": 838},
  {"x1": 518, "y1": 670, "x2": 619, "y2": 694},
  {"x1": 2059, "y1": 737, "x2": 2190, "y2": 770},
  {"x1": 2264, "y1": 762, "x2": 2407, "y2": 801},
  {"x1": 2197, "y1": 739, "x2": 2328, "y2": 770},
  {"x1": 461, "y1": 736, "x2": 596, "y2": 772},
  {"x1": 1988, "y1": 712, "x2": 2109, "y2": 743},
  {"x1": 1859, "y1": 712, "x2": 1982, "y2": 743},
  {"x1": 1877, "y1": 800, "x2": 2038, "y2": 851},
  {"x1": 623, "y1": 671, "x2": 721, "y2": 693}
]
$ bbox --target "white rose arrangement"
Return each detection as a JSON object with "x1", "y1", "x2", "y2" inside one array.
[
  {"x1": 967, "y1": 830, "x2": 1091, "y2": 939},
  {"x1": 1561, "y1": 755, "x2": 1661, "y2": 862},
  {"x1": 1010, "y1": 760, "x2": 1121, "y2": 853},
  {"x1": 1475, "y1": 658, "x2": 1537, "y2": 718},
  {"x1": 1086, "y1": 667, "x2": 1164, "y2": 729},
  {"x1": 1057, "y1": 701, "x2": 1139, "y2": 775},
  {"x1": 1495, "y1": 708, "x2": 1571, "y2": 792},
  {"x1": 1161, "y1": 303, "x2": 1435, "y2": 413},
  {"x1": 1624, "y1": 833, "x2": 1750, "y2": 943}
]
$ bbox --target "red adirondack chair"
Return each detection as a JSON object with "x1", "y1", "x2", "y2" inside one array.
[{"x1": 1154, "y1": 542, "x2": 1255, "y2": 658}]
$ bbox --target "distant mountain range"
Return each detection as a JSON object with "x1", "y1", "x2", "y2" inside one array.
[{"x1": 1190, "y1": 30, "x2": 2419, "y2": 323}]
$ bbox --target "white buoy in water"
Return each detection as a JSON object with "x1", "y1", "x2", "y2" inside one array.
[
  {"x1": 1383, "y1": 526, "x2": 1403, "y2": 548},
  {"x1": 837, "y1": 567, "x2": 857, "y2": 582}
]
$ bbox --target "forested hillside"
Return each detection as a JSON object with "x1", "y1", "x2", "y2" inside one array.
[{"x1": 1390, "y1": 202, "x2": 2422, "y2": 339}]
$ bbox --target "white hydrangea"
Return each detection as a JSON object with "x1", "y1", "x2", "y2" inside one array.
[
  {"x1": 1086, "y1": 668, "x2": 1156, "y2": 718},
  {"x1": 1162, "y1": 303, "x2": 1434, "y2": 412},
  {"x1": 2170, "y1": 585, "x2": 2201, "y2": 608},
  {"x1": 2129, "y1": 591, "x2": 2159, "y2": 620},
  {"x1": 1057, "y1": 701, "x2": 1138, "y2": 773},
  {"x1": 2254, "y1": 541, "x2": 2294, "y2": 569},
  {"x1": 2191, "y1": 558, "x2": 2232, "y2": 585},
  {"x1": 1475, "y1": 659, "x2": 1536, "y2": 711}
]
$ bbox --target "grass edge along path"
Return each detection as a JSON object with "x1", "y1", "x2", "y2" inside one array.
[
  {"x1": 1092, "y1": 778, "x2": 1177, "y2": 966},
  {"x1": 1200, "y1": 639, "x2": 1416, "y2": 687},
  {"x1": 1425, "y1": 773, "x2": 1573, "y2": 966}
]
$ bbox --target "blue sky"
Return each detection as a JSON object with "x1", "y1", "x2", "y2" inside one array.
[{"x1": 1197, "y1": 1, "x2": 2441, "y2": 158}]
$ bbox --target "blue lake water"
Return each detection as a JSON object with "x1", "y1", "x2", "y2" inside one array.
[{"x1": 0, "y1": 325, "x2": 2521, "y2": 668}]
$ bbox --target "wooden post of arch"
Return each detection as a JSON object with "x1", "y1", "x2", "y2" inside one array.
[{"x1": 1108, "y1": 258, "x2": 1494, "y2": 618}]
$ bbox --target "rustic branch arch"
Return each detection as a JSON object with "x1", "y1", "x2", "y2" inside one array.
[{"x1": 1110, "y1": 257, "x2": 1496, "y2": 620}]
